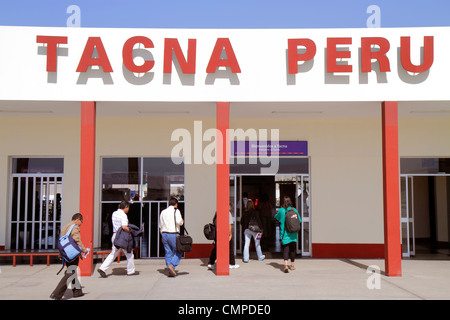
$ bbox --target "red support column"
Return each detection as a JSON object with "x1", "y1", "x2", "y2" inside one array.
[
  {"x1": 216, "y1": 102, "x2": 230, "y2": 276},
  {"x1": 382, "y1": 101, "x2": 402, "y2": 277},
  {"x1": 79, "y1": 101, "x2": 96, "y2": 276}
]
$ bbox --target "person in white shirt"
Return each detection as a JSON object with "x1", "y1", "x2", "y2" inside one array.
[
  {"x1": 97, "y1": 200, "x2": 136, "y2": 277},
  {"x1": 159, "y1": 198, "x2": 184, "y2": 277}
]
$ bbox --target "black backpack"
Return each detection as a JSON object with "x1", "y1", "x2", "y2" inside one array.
[{"x1": 284, "y1": 208, "x2": 301, "y2": 233}]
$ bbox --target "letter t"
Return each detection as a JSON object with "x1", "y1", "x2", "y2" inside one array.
[{"x1": 36, "y1": 35, "x2": 68, "y2": 72}]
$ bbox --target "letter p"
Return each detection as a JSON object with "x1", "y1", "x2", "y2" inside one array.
[{"x1": 288, "y1": 39, "x2": 316, "y2": 74}]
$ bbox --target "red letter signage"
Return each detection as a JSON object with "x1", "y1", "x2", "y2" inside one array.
[
  {"x1": 123, "y1": 36, "x2": 155, "y2": 73},
  {"x1": 36, "y1": 35, "x2": 68, "y2": 72},
  {"x1": 361, "y1": 37, "x2": 391, "y2": 72},
  {"x1": 400, "y1": 36, "x2": 434, "y2": 73},
  {"x1": 327, "y1": 37, "x2": 352, "y2": 73},
  {"x1": 206, "y1": 38, "x2": 241, "y2": 73},
  {"x1": 163, "y1": 38, "x2": 197, "y2": 74},
  {"x1": 287, "y1": 39, "x2": 317, "y2": 74},
  {"x1": 76, "y1": 37, "x2": 113, "y2": 72}
]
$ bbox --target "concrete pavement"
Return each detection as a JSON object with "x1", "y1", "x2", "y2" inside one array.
[{"x1": 1, "y1": 257, "x2": 450, "y2": 300}]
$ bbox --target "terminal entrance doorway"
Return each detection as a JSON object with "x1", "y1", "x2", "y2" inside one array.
[
  {"x1": 230, "y1": 174, "x2": 311, "y2": 257},
  {"x1": 400, "y1": 174, "x2": 450, "y2": 259},
  {"x1": 400, "y1": 158, "x2": 450, "y2": 259}
]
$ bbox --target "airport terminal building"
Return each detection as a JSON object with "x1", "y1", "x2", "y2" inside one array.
[{"x1": 0, "y1": 25, "x2": 449, "y2": 276}]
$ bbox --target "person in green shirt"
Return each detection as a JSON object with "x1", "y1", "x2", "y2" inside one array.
[{"x1": 275, "y1": 196, "x2": 301, "y2": 273}]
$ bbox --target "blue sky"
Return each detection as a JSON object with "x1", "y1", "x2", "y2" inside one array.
[{"x1": 0, "y1": 0, "x2": 449, "y2": 29}]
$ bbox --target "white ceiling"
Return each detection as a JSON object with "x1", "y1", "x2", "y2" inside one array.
[{"x1": 0, "y1": 100, "x2": 449, "y2": 119}]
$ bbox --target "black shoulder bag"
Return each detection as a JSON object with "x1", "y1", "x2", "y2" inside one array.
[{"x1": 174, "y1": 208, "x2": 193, "y2": 252}]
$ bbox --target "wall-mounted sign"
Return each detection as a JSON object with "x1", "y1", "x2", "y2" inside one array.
[
  {"x1": 233, "y1": 141, "x2": 308, "y2": 157},
  {"x1": 0, "y1": 26, "x2": 449, "y2": 102}
]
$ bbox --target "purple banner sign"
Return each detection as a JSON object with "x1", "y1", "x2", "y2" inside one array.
[{"x1": 233, "y1": 141, "x2": 308, "y2": 156}]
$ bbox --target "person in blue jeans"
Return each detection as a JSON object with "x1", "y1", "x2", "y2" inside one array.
[
  {"x1": 275, "y1": 196, "x2": 301, "y2": 273},
  {"x1": 242, "y1": 199, "x2": 265, "y2": 262},
  {"x1": 159, "y1": 198, "x2": 184, "y2": 277}
]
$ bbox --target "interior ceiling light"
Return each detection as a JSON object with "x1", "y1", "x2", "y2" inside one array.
[
  {"x1": 271, "y1": 111, "x2": 323, "y2": 114},
  {"x1": 409, "y1": 110, "x2": 450, "y2": 114},
  {"x1": 138, "y1": 110, "x2": 190, "y2": 114},
  {"x1": 0, "y1": 110, "x2": 53, "y2": 113}
]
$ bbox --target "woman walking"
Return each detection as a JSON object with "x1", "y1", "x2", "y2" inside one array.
[
  {"x1": 242, "y1": 199, "x2": 265, "y2": 262},
  {"x1": 275, "y1": 196, "x2": 301, "y2": 273}
]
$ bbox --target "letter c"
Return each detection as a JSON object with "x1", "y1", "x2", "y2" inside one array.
[{"x1": 123, "y1": 36, "x2": 155, "y2": 73}]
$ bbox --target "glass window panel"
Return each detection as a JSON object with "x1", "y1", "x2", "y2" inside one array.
[
  {"x1": 11, "y1": 177, "x2": 18, "y2": 222},
  {"x1": 141, "y1": 203, "x2": 150, "y2": 258},
  {"x1": 231, "y1": 157, "x2": 309, "y2": 174},
  {"x1": 302, "y1": 222, "x2": 310, "y2": 253},
  {"x1": 400, "y1": 177, "x2": 407, "y2": 218},
  {"x1": 12, "y1": 158, "x2": 63, "y2": 174},
  {"x1": 302, "y1": 176, "x2": 310, "y2": 218},
  {"x1": 102, "y1": 158, "x2": 140, "y2": 201},
  {"x1": 100, "y1": 203, "x2": 119, "y2": 249},
  {"x1": 11, "y1": 223, "x2": 17, "y2": 249},
  {"x1": 143, "y1": 157, "x2": 184, "y2": 201},
  {"x1": 19, "y1": 177, "x2": 26, "y2": 221},
  {"x1": 401, "y1": 223, "x2": 408, "y2": 254},
  {"x1": 400, "y1": 158, "x2": 450, "y2": 174},
  {"x1": 33, "y1": 223, "x2": 40, "y2": 249}
]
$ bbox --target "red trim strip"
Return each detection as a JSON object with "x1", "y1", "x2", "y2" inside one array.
[
  {"x1": 312, "y1": 243, "x2": 385, "y2": 258},
  {"x1": 185, "y1": 243, "x2": 215, "y2": 259}
]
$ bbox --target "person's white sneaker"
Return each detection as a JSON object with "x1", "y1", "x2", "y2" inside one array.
[
  {"x1": 207, "y1": 264, "x2": 214, "y2": 270},
  {"x1": 229, "y1": 264, "x2": 240, "y2": 269}
]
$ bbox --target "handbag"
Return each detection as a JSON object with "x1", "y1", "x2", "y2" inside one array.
[
  {"x1": 203, "y1": 223, "x2": 216, "y2": 240},
  {"x1": 176, "y1": 233, "x2": 193, "y2": 253},
  {"x1": 174, "y1": 208, "x2": 193, "y2": 252}
]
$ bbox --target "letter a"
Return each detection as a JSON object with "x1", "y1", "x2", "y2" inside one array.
[{"x1": 366, "y1": 5, "x2": 381, "y2": 28}]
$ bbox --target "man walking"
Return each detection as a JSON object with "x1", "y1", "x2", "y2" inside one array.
[
  {"x1": 97, "y1": 200, "x2": 136, "y2": 277},
  {"x1": 160, "y1": 198, "x2": 184, "y2": 277},
  {"x1": 50, "y1": 213, "x2": 87, "y2": 300}
]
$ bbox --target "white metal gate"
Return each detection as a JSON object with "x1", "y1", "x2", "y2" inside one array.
[
  {"x1": 9, "y1": 174, "x2": 63, "y2": 250},
  {"x1": 140, "y1": 200, "x2": 185, "y2": 258}
]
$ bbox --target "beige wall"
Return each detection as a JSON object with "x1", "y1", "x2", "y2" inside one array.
[
  {"x1": 1, "y1": 111, "x2": 449, "y2": 249},
  {"x1": 231, "y1": 118, "x2": 385, "y2": 245},
  {"x1": 399, "y1": 118, "x2": 450, "y2": 156},
  {"x1": 96, "y1": 117, "x2": 217, "y2": 247},
  {"x1": 0, "y1": 116, "x2": 80, "y2": 248}
]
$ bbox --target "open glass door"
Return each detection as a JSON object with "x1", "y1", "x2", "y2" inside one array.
[
  {"x1": 230, "y1": 175, "x2": 242, "y2": 255},
  {"x1": 299, "y1": 175, "x2": 311, "y2": 256},
  {"x1": 400, "y1": 175, "x2": 415, "y2": 257}
]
